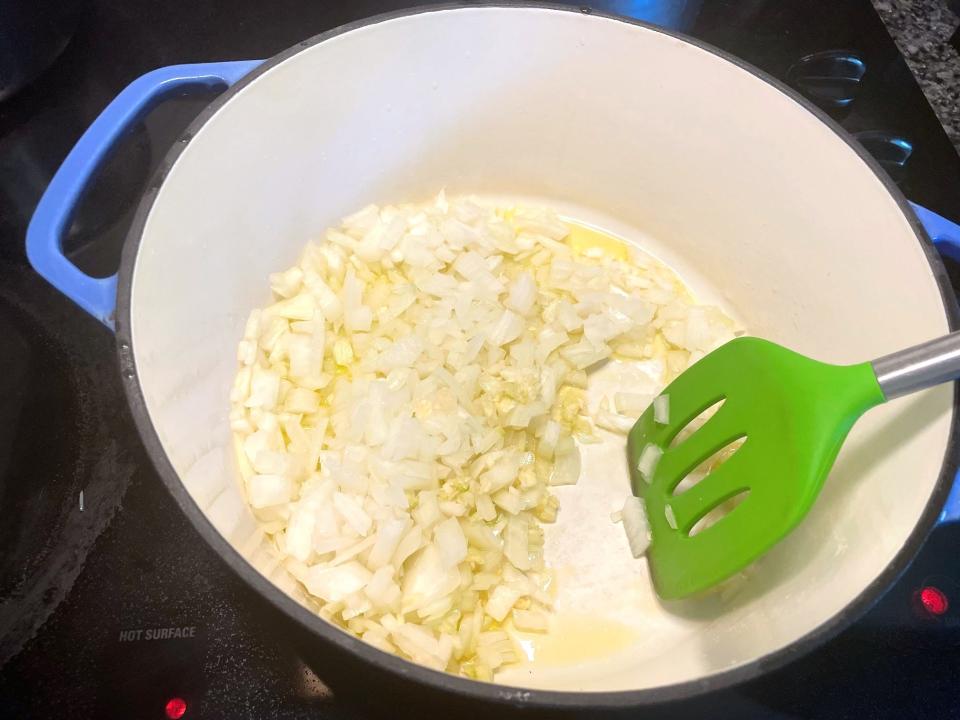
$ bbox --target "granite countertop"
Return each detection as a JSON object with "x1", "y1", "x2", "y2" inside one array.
[{"x1": 874, "y1": 0, "x2": 960, "y2": 150}]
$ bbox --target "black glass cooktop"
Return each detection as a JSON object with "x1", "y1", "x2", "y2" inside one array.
[{"x1": 1, "y1": 1, "x2": 960, "y2": 718}]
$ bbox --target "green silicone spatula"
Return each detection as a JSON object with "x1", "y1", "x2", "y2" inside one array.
[{"x1": 627, "y1": 333, "x2": 960, "y2": 600}]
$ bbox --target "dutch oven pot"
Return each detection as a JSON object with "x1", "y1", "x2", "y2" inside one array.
[{"x1": 25, "y1": 4, "x2": 960, "y2": 712}]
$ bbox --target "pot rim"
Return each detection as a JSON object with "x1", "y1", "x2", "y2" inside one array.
[{"x1": 114, "y1": 2, "x2": 960, "y2": 709}]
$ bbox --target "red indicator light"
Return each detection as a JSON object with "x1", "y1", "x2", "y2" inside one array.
[
  {"x1": 919, "y1": 586, "x2": 949, "y2": 616},
  {"x1": 165, "y1": 697, "x2": 187, "y2": 719}
]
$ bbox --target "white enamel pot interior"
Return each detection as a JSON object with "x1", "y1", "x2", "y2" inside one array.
[{"x1": 116, "y1": 4, "x2": 958, "y2": 707}]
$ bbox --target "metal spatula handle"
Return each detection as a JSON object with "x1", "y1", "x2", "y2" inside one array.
[{"x1": 872, "y1": 331, "x2": 960, "y2": 400}]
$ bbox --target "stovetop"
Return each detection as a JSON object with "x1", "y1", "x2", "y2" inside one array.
[{"x1": 2, "y1": 1, "x2": 960, "y2": 718}]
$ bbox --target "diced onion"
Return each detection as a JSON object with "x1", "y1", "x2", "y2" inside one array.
[
  {"x1": 486, "y1": 585, "x2": 523, "y2": 622},
  {"x1": 549, "y1": 445, "x2": 581, "y2": 486},
  {"x1": 512, "y1": 608, "x2": 550, "y2": 633},
  {"x1": 636, "y1": 443, "x2": 663, "y2": 483},
  {"x1": 488, "y1": 309, "x2": 523, "y2": 346},
  {"x1": 503, "y1": 516, "x2": 531, "y2": 571},
  {"x1": 506, "y1": 271, "x2": 537, "y2": 316},
  {"x1": 654, "y1": 394, "x2": 670, "y2": 425},
  {"x1": 247, "y1": 474, "x2": 293, "y2": 509},
  {"x1": 434, "y1": 517, "x2": 468, "y2": 568},
  {"x1": 614, "y1": 392, "x2": 654, "y2": 417},
  {"x1": 621, "y1": 495, "x2": 651, "y2": 558},
  {"x1": 368, "y1": 518, "x2": 408, "y2": 569},
  {"x1": 230, "y1": 193, "x2": 740, "y2": 679},
  {"x1": 304, "y1": 561, "x2": 371, "y2": 603}
]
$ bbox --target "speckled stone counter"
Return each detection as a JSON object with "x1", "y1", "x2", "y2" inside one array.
[{"x1": 873, "y1": 0, "x2": 960, "y2": 150}]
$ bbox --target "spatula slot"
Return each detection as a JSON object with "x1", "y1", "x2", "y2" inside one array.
[
  {"x1": 666, "y1": 398, "x2": 726, "y2": 449},
  {"x1": 671, "y1": 436, "x2": 746, "y2": 496},
  {"x1": 687, "y1": 489, "x2": 750, "y2": 537}
]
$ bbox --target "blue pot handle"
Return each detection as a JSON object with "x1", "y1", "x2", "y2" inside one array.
[
  {"x1": 912, "y1": 202, "x2": 960, "y2": 262},
  {"x1": 912, "y1": 202, "x2": 960, "y2": 523},
  {"x1": 26, "y1": 60, "x2": 263, "y2": 328}
]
